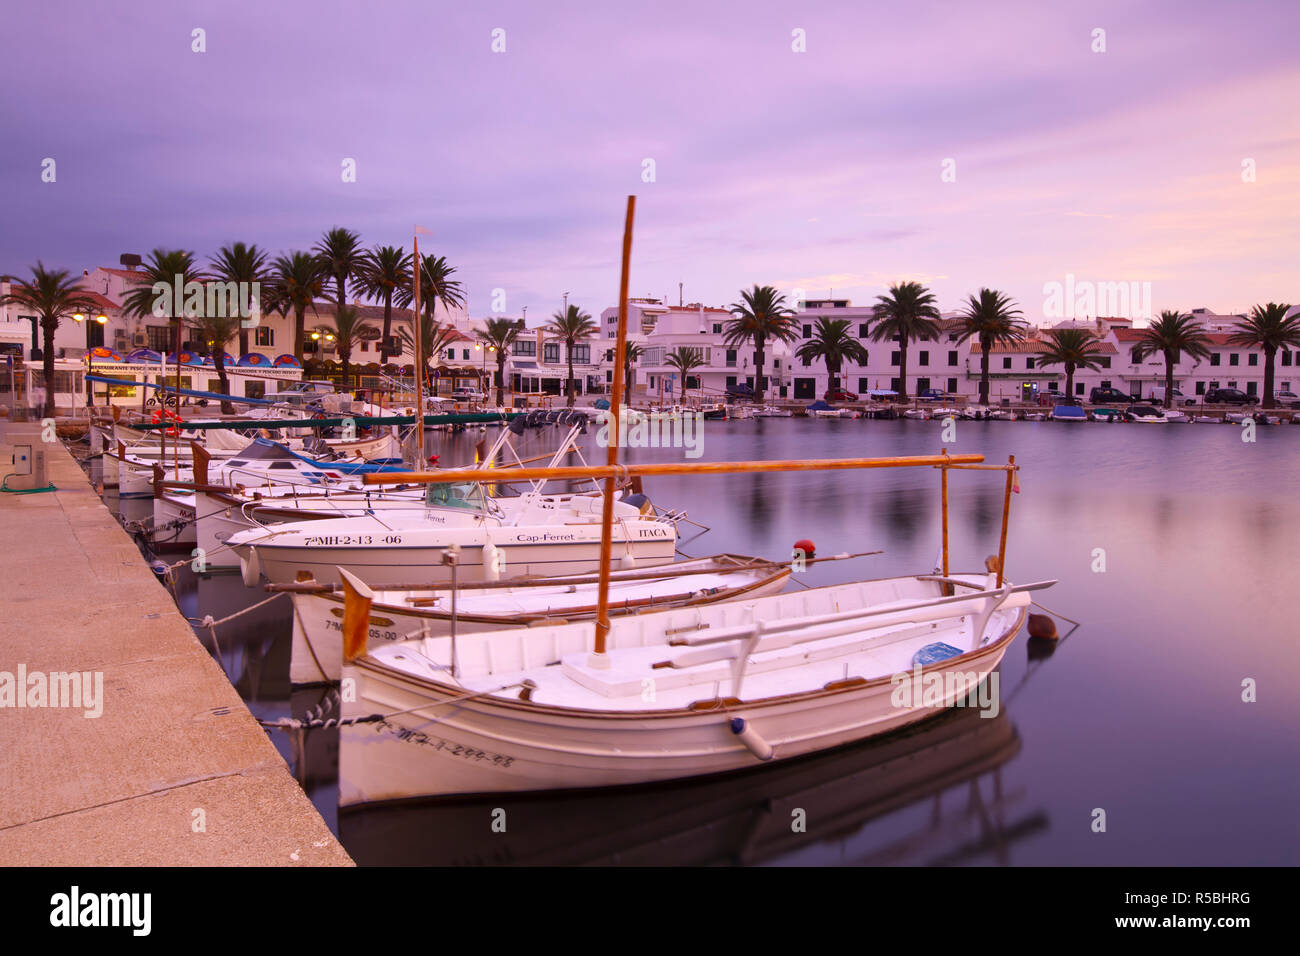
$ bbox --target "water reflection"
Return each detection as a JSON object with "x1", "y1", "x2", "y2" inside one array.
[{"x1": 338, "y1": 704, "x2": 1037, "y2": 867}]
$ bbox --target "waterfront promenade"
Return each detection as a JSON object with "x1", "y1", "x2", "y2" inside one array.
[{"x1": 0, "y1": 431, "x2": 351, "y2": 865}]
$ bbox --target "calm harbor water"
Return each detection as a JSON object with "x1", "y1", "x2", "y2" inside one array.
[{"x1": 104, "y1": 417, "x2": 1300, "y2": 865}]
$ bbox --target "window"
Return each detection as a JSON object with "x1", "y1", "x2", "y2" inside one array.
[
  {"x1": 1229, "y1": 353, "x2": 1239, "y2": 366},
  {"x1": 1026, "y1": 358, "x2": 1035, "y2": 369},
  {"x1": 1002, "y1": 357, "x2": 1012, "y2": 369},
  {"x1": 725, "y1": 349, "x2": 736, "y2": 367},
  {"x1": 513, "y1": 340, "x2": 536, "y2": 356},
  {"x1": 802, "y1": 324, "x2": 811, "y2": 338},
  {"x1": 890, "y1": 377, "x2": 902, "y2": 392},
  {"x1": 571, "y1": 344, "x2": 590, "y2": 364},
  {"x1": 859, "y1": 324, "x2": 870, "y2": 338},
  {"x1": 1210, "y1": 353, "x2": 1221, "y2": 366},
  {"x1": 948, "y1": 350, "x2": 958, "y2": 366},
  {"x1": 255, "y1": 327, "x2": 274, "y2": 347},
  {"x1": 444, "y1": 347, "x2": 455, "y2": 360},
  {"x1": 1247, "y1": 381, "x2": 1258, "y2": 395},
  {"x1": 947, "y1": 378, "x2": 958, "y2": 393},
  {"x1": 712, "y1": 323, "x2": 722, "y2": 334},
  {"x1": 1196, "y1": 381, "x2": 1206, "y2": 395},
  {"x1": 1248, "y1": 353, "x2": 1258, "y2": 366},
  {"x1": 462, "y1": 349, "x2": 471, "y2": 361},
  {"x1": 858, "y1": 378, "x2": 869, "y2": 393},
  {"x1": 604, "y1": 349, "x2": 614, "y2": 362},
  {"x1": 891, "y1": 351, "x2": 900, "y2": 366},
  {"x1": 773, "y1": 359, "x2": 780, "y2": 369},
  {"x1": 916, "y1": 377, "x2": 931, "y2": 393},
  {"x1": 726, "y1": 375, "x2": 737, "y2": 388},
  {"x1": 1130, "y1": 348, "x2": 1142, "y2": 364},
  {"x1": 544, "y1": 343, "x2": 560, "y2": 363},
  {"x1": 1283, "y1": 351, "x2": 1292, "y2": 367},
  {"x1": 1046, "y1": 381, "x2": 1058, "y2": 392},
  {"x1": 1099, "y1": 357, "x2": 1111, "y2": 369},
  {"x1": 245, "y1": 380, "x2": 266, "y2": 399},
  {"x1": 1075, "y1": 382, "x2": 1085, "y2": 395},
  {"x1": 918, "y1": 351, "x2": 929, "y2": 367},
  {"x1": 146, "y1": 326, "x2": 172, "y2": 351}
]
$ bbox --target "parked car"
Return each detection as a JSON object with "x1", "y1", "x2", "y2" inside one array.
[
  {"x1": 451, "y1": 387, "x2": 485, "y2": 402},
  {"x1": 725, "y1": 382, "x2": 755, "y2": 399},
  {"x1": 1274, "y1": 389, "x2": 1300, "y2": 408},
  {"x1": 1149, "y1": 386, "x2": 1194, "y2": 406},
  {"x1": 1089, "y1": 386, "x2": 1136, "y2": 404},
  {"x1": 1204, "y1": 388, "x2": 1258, "y2": 406},
  {"x1": 824, "y1": 388, "x2": 859, "y2": 402},
  {"x1": 917, "y1": 388, "x2": 951, "y2": 402}
]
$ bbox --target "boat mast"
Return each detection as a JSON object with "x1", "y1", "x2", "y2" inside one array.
[
  {"x1": 592, "y1": 195, "x2": 636, "y2": 664},
  {"x1": 412, "y1": 230, "x2": 425, "y2": 467}
]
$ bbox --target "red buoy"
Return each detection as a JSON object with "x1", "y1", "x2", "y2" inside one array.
[{"x1": 794, "y1": 538, "x2": 816, "y2": 558}]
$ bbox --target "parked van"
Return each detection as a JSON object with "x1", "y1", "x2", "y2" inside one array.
[{"x1": 1149, "y1": 386, "x2": 1193, "y2": 406}]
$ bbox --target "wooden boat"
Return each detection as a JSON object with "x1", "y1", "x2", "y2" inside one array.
[
  {"x1": 339, "y1": 568, "x2": 1052, "y2": 803},
  {"x1": 282, "y1": 553, "x2": 794, "y2": 684}
]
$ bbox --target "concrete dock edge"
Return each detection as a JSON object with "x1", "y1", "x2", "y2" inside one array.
[{"x1": 0, "y1": 433, "x2": 352, "y2": 865}]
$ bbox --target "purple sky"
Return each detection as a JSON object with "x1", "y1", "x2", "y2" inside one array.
[{"x1": 3, "y1": 0, "x2": 1297, "y2": 323}]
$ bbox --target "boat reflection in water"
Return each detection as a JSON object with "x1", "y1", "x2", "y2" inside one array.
[{"x1": 338, "y1": 695, "x2": 1042, "y2": 866}]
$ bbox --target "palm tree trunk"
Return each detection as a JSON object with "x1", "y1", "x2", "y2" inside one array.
[
  {"x1": 215, "y1": 357, "x2": 234, "y2": 415},
  {"x1": 41, "y1": 318, "x2": 56, "y2": 419},
  {"x1": 496, "y1": 355, "x2": 506, "y2": 406},
  {"x1": 380, "y1": 294, "x2": 393, "y2": 362},
  {"x1": 238, "y1": 328, "x2": 249, "y2": 359},
  {"x1": 294, "y1": 306, "x2": 306, "y2": 359},
  {"x1": 754, "y1": 336, "x2": 767, "y2": 403},
  {"x1": 566, "y1": 343, "x2": 576, "y2": 407},
  {"x1": 1164, "y1": 356, "x2": 1175, "y2": 409},
  {"x1": 1263, "y1": 346, "x2": 1276, "y2": 409},
  {"x1": 898, "y1": 341, "x2": 909, "y2": 402},
  {"x1": 1066, "y1": 361, "x2": 1076, "y2": 401},
  {"x1": 979, "y1": 334, "x2": 991, "y2": 405}
]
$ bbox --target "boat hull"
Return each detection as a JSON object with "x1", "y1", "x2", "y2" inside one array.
[{"x1": 339, "y1": 599, "x2": 1026, "y2": 804}]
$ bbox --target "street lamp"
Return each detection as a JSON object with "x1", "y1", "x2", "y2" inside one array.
[{"x1": 72, "y1": 311, "x2": 107, "y2": 407}]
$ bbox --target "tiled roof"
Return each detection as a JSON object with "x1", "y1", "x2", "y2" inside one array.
[
  {"x1": 76, "y1": 291, "x2": 121, "y2": 311},
  {"x1": 97, "y1": 267, "x2": 151, "y2": 283},
  {"x1": 1113, "y1": 328, "x2": 1239, "y2": 346}
]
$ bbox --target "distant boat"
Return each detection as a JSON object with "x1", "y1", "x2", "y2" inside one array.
[
  {"x1": 1124, "y1": 405, "x2": 1167, "y2": 423},
  {"x1": 1050, "y1": 405, "x2": 1087, "y2": 422}
]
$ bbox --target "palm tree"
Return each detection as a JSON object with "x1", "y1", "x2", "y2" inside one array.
[
  {"x1": 415, "y1": 253, "x2": 466, "y2": 326},
  {"x1": 313, "y1": 227, "x2": 363, "y2": 317},
  {"x1": 623, "y1": 341, "x2": 644, "y2": 394},
  {"x1": 118, "y1": 249, "x2": 205, "y2": 408},
  {"x1": 398, "y1": 313, "x2": 463, "y2": 393},
  {"x1": 209, "y1": 242, "x2": 268, "y2": 357},
  {"x1": 665, "y1": 346, "x2": 706, "y2": 404},
  {"x1": 544, "y1": 305, "x2": 598, "y2": 406},
  {"x1": 953, "y1": 288, "x2": 1026, "y2": 405},
  {"x1": 1, "y1": 263, "x2": 98, "y2": 418},
  {"x1": 1036, "y1": 328, "x2": 1108, "y2": 402},
  {"x1": 268, "y1": 252, "x2": 327, "y2": 359},
  {"x1": 869, "y1": 281, "x2": 942, "y2": 403},
  {"x1": 352, "y1": 245, "x2": 413, "y2": 362},
  {"x1": 325, "y1": 306, "x2": 374, "y2": 391},
  {"x1": 1228, "y1": 303, "x2": 1299, "y2": 410},
  {"x1": 723, "y1": 285, "x2": 798, "y2": 403},
  {"x1": 1134, "y1": 311, "x2": 1214, "y2": 409},
  {"x1": 189, "y1": 313, "x2": 242, "y2": 413},
  {"x1": 794, "y1": 317, "x2": 869, "y2": 393},
  {"x1": 478, "y1": 318, "x2": 523, "y2": 405}
]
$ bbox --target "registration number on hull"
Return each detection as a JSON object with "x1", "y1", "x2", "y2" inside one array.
[{"x1": 303, "y1": 534, "x2": 403, "y2": 546}]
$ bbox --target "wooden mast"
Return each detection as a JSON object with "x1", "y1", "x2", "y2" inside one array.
[
  {"x1": 592, "y1": 196, "x2": 636, "y2": 663},
  {"x1": 364, "y1": 453, "x2": 988, "y2": 486},
  {"x1": 412, "y1": 230, "x2": 425, "y2": 466},
  {"x1": 996, "y1": 454, "x2": 1015, "y2": 587}
]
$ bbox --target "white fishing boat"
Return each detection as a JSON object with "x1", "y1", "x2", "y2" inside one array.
[
  {"x1": 228, "y1": 491, "x2": 677, "y2": 588},
  {"x1": 959, "y1": 405, "x2": 988, "y2": 420},
  {"x1": 339, "y1": 566, "x2": 1053, "y2": 803},
  {"x1": 284, "y1": 553, "x2": 794, "y2": 683},
  {"x1": 752, "y1": 405, "x2": 793, "y2": 418},
  {"x1": 902, "y1": 408, "x2": 931, "y2": 420}
]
